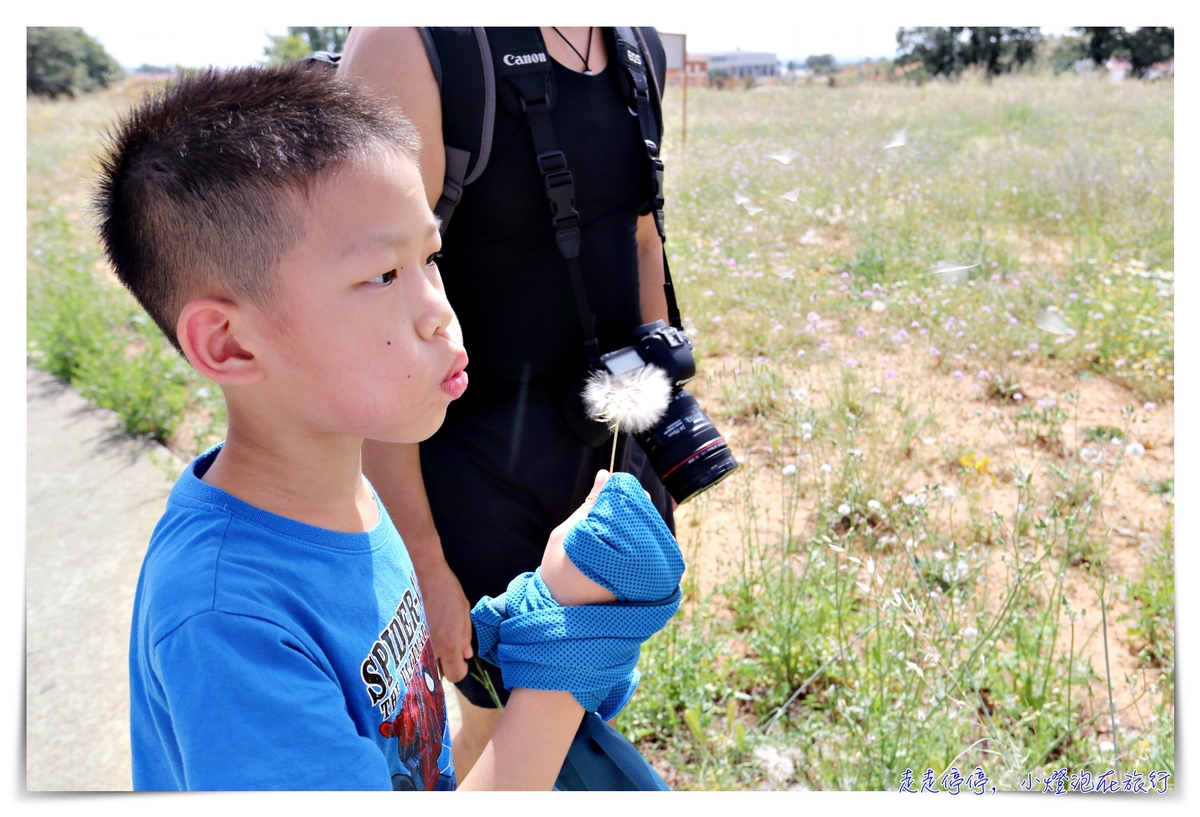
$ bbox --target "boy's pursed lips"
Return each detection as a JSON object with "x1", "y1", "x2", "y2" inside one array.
[{"x1": 441, "y1": 349, "x2": 469, "y2": 400}]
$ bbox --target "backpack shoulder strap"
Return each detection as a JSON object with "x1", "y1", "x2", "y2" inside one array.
[
  {"x1": 612, "y1": 26, "x2": 681, "y2": 329},
  {"x1": 420, "y1": 27, "x2": 495, "y2": 233}
]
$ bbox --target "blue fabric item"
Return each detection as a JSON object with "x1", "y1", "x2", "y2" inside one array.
[
  {"x1": 555, "y1": 713, "x2": 671, "y2": 791},
  {"x1": 562, "y1": 473, "x2": 684, "y2": 603},
  {"x1": 470, "y1": 473, "x2": 684, "y2": 718},
  {"x1": 129, "y1": 445, "x2": 456, "y2": 791}
]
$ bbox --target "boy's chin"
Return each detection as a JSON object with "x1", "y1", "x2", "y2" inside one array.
[{"x1": 365, "y1": 406, "x2": 449, "y2": 445}]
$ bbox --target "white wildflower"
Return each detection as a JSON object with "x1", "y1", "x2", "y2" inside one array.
[
  {"x1": 753, "y1": 745, "x2": 795, "y2": 788},
  {"x1": 1125, "y1": 442, "x2": 1145, "y2": 457},
  {"x1": 838, "y1": 503, "x2": 852, "y2": 516},
  {"x1": 867, "y1": 499, "x2": 882, "y2": 511},
  {"x1": 962, "y1": 626, "x2": 979, "y2": 639},
  {"x1": 782, "y1": 464, "x2": 798, "y2": 476}
]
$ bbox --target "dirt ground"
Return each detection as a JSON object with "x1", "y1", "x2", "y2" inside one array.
[{"x1": 674, "y1": 351, "x2": 1173, "y2": 736}]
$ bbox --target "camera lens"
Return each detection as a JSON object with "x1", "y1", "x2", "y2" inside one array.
[{"x1": 635, "y1": 390, "x2": 738, "y2": 504}]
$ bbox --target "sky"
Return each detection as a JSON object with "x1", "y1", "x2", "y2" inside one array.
[{"x1": 32, "y1": 1, "x2": 1093, "y2": 72}]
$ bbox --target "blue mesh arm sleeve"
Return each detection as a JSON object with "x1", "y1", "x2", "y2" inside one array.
[
  {"x1": 562, "y1": 473, "x2": 683, "y2": 602},
  {"x1": 470, "y1": 473, "x2": 685, "y2": 719}
]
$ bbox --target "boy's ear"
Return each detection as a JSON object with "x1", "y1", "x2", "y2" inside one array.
[{"x1": 176, "y1": 299, "x2": 265, "y2": 385}]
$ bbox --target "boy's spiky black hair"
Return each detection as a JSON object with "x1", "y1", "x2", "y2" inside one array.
[{"x1": 93, "y1": 61, "x2": 421, "y2": 352}]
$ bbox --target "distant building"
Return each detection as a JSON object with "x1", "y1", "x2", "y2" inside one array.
[{"x1": 698, "y1": 50, "x2": 779, "y2": 79}]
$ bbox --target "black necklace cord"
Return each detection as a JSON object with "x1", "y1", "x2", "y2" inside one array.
[{"x1": 552, "y1": 26, "x2": 594, "y2": 73}]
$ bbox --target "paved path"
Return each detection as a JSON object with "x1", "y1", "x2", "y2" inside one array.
[
  {"x1": 24, "y1": 366, "x2": 461, "y2": 790},
  {"x1": 25, "y1": 366, "x2": 181, "y2": 790}
]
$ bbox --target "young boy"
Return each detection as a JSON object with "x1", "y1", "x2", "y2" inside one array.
[{"x1": 96, "y1": 62, "x2": 661, "y2": 790}]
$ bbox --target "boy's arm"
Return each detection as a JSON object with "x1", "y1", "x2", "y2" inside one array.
[
  {"x1": 459, "y1": 471, "x2": 620, "y2": 790},
  {"x1": 362, "y1": 439, "x2": 473, "y2": 683}
]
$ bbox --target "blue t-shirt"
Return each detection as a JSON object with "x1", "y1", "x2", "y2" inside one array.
[{"x1": 129, "y1": 445, "x2": 457, "y2": 791}]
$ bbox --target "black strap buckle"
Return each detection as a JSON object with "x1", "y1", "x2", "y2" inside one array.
[
  {"x1": 544, "y1": 170, "x2": 578, "y2": 222},
  {"x1": 441, "y1": 177, "x2": 463, "y2": 206},
  {"x1": 537, "y1": 150, "x2": 568, "y2": 175}
]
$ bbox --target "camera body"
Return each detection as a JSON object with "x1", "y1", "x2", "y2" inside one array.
[{"x1": 600, "y1": 321, "x2": 738, "y2": 504}]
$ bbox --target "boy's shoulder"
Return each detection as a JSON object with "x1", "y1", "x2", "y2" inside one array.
[{"x1": 135, "y1": 445, "x2": 411, "y2": 650}]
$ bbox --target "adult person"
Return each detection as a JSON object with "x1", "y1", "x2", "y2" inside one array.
[{"x1": 338, "y1": 26, "x2": 674, "y2": 777}]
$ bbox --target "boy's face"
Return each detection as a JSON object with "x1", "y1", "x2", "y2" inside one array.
[{"x1": 247, "y1": 149, "x2": 467, "y2": 444}]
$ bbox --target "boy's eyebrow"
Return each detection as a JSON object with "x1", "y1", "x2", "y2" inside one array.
[{"x1": 346, "y1": 220, "x2": 442, "y2": 257}]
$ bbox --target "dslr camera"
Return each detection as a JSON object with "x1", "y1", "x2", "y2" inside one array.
[{"x1": 599, "y1": 320, "x2": 738, "y2": 504}]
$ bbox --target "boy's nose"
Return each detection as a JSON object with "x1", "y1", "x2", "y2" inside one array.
[{"x1": 416, "y1": 286, "x2": 458, "y2": 343}]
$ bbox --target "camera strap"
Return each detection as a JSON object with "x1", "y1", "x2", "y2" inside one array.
[{"x1": 491, "y1": 27, "x2": 601, "y2": 368}]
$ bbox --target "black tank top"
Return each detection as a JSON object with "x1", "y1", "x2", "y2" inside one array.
[{"x1": 438, "y1": 52, "x2": 654, "y2": 395}]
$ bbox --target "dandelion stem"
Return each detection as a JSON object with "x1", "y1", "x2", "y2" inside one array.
[{"x1": 609, "y1": 419, "x2": 620, "y2": 473}]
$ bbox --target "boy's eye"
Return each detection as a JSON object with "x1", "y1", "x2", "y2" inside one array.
[
  {"x1": 426, "y1": 252, "x2": 443, "y2": 267},
  {"x1": 367, "y1": 270, "x2": 396, "y2": 285}
]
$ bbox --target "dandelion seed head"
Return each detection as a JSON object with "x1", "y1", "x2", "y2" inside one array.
[{"x1": 582, "y1": 365, "x2": 672, "y2": 434}]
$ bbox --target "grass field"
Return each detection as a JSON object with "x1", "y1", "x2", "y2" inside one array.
[{"x1": 26, "y1": 69, "x2": 1173, "y2": 791}]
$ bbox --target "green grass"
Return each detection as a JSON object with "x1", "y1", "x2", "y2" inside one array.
[{"x1": 27, "y1": 82, "x2": 227, "y2": 450}]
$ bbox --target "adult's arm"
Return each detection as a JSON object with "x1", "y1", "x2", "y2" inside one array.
[
  {"x1": 636, "y1": 213, "x2": 670, "y2": 325},
  {"x1": 361, "y1": 440, "x2": 473, "y2": 683},
  {"x1": 339, "y1": 27, "x2": 445, "y2": 210}
]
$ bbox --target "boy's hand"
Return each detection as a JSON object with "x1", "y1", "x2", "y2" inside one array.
[{"x1": 539, "y1": 471, "x2": 619, "y2": 607}]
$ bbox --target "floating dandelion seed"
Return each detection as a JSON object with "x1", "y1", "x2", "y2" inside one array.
[
  {"x1": 768, "y1": 150, "x2": 798, "y2": 165},
  {"x1": 884, "y1": 129, "x2": 907, "y2": 149},
  {"x1": 733, "y1": 192, "x2": 751, "y2": 206},
  {"x1": 583, "y1": 365, "x2": 672, "y2": 472},
  {"x1": 931, "y1": 261, "x2": 980, "y2": 284},
  {"x1": 743, "y1": 203, "x2": 764, "y2": 216},
  {"x1": 1035, "y1": 309, "x2": 1073, "y2": 335},
  {"x1": 781, "y1": 188, "x2": 800, "y2": 202}
]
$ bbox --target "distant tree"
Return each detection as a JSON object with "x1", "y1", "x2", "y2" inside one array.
[
  {"x1": 1074, "y1": 27, "x2": 1173, "y2": 77},
  {"x1": 708, "y1": 68, "x2": 732, "y2": 90},
  {"x1": 28, "y1": 27, "x2": 123, "y2": 98},
  {"x1": 289, "y1": 27, "x2": 349, "y2": 53},
  {"x1": 264, "y1": 27, "x2": 350, "y2": 64},
  {"x1": 805, "y1": 54, "x2": 837, "y2": 73},
  {"x1": 134, "y1": 64, "x2": 176, "y2": 75},
  {"x1": 895, "y1": 27, "x2": 1042, "y2": 79}
]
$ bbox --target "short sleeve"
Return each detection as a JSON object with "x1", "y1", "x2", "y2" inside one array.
[{"x1": 153, "y1": 611, "x2": 391, "y2": 790}]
